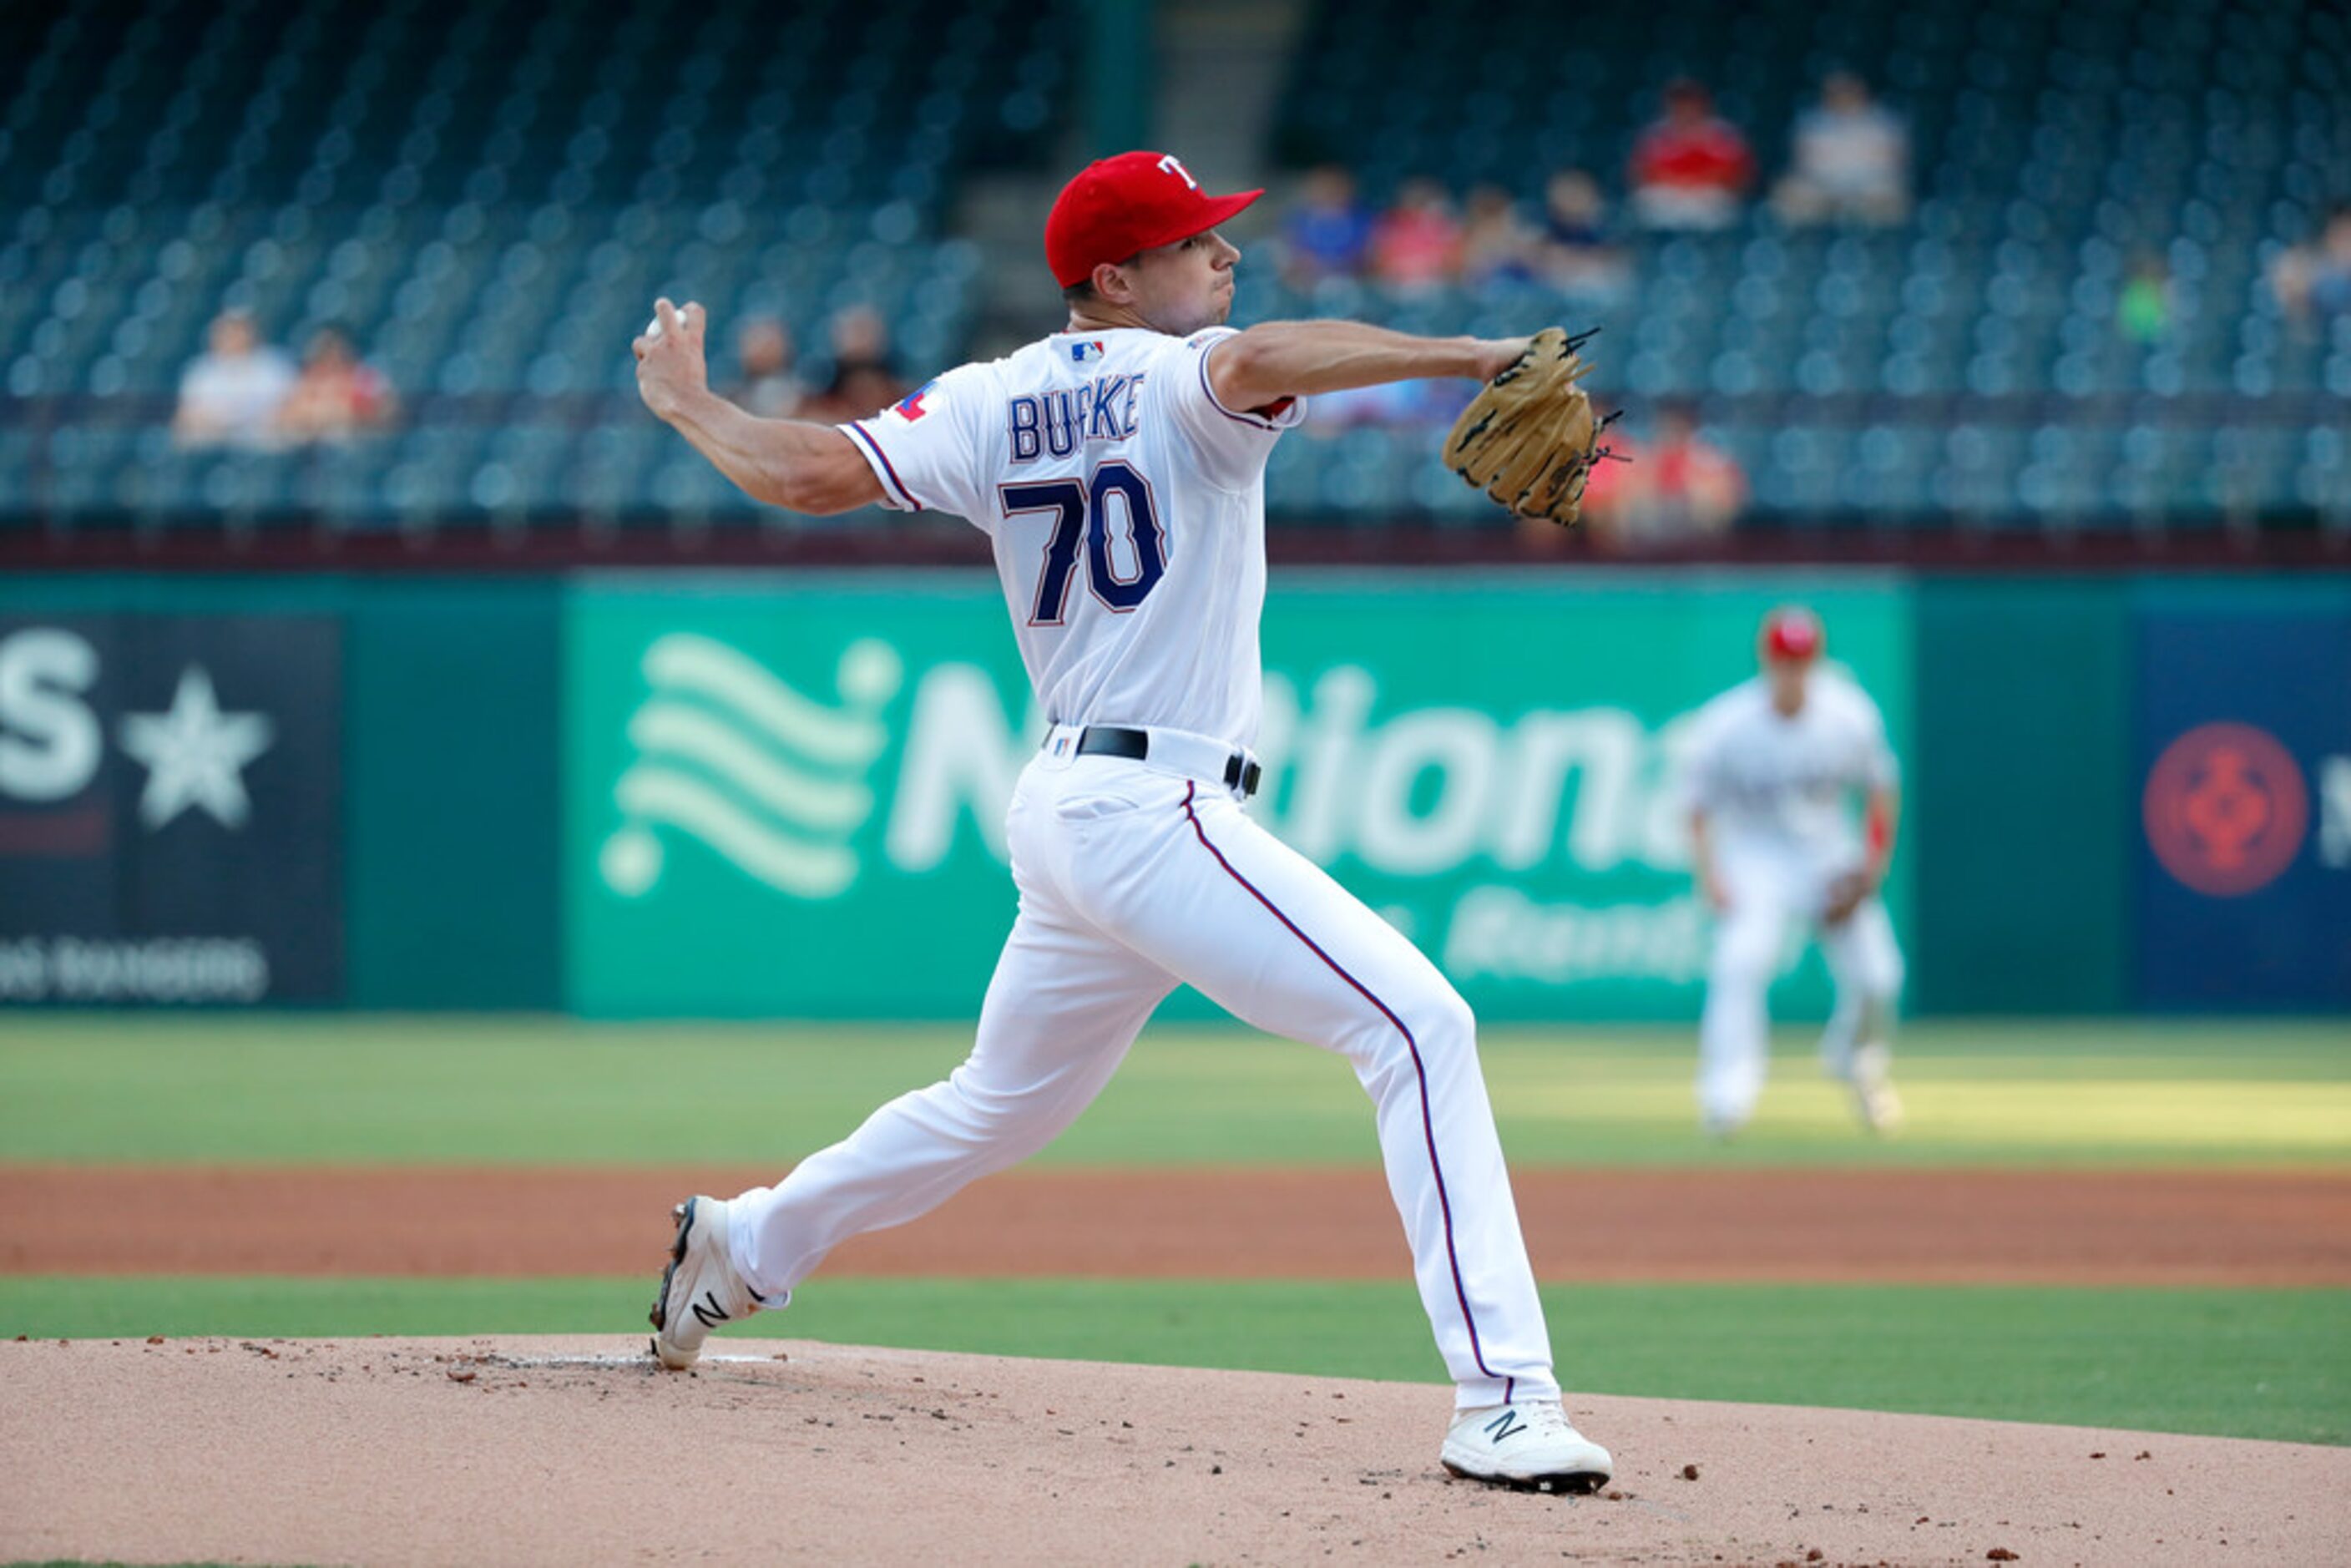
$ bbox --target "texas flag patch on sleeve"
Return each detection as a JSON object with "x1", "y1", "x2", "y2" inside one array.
[{"x1": 889, "y1": 379, "x2": 938, "y2": 422}]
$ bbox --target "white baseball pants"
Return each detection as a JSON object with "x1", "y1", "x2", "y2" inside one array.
[
  {"x1": 727, "y1": 727, "x2": 1560, "y2": 1409},
  {"x1": 1697, "y1": 848, "x2": 1904, "y2": 1130}
]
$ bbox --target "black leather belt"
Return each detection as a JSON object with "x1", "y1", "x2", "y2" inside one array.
[{"x1": 1074, "y1": 726, "x2": 1263, "y2": 797}]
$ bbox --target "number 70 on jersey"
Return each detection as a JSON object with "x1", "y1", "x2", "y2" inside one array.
[{"x1": 1002, "y1": 460, "x2": 1167, "y2": 624}]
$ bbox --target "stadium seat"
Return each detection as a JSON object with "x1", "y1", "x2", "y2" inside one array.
[{"x1": 1, "y1": 0, "x2": 1074, "y2": 532}]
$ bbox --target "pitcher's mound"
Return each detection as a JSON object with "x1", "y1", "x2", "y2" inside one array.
[{"x1": 2, "y1": 1335, "x2": 2341, "y2": 1565}]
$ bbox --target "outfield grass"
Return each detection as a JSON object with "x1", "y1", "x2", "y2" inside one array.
[
  {"x1": 8, "y1": 1018, "x2": 2343, "y2": 1454},
  {"x1": 3, "y1": 1017, "x2": 2345, "y2": 1168},
  {"x1": 3, "y1": 1276, "x2": 2341, "y2": 1445}
]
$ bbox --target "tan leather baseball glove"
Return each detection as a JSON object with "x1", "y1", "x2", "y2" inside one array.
[{"x1": 1443, "y1": 326, "x2": 1619, "y2": 525}]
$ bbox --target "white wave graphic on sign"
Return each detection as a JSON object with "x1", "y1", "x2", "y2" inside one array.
[
  {"x1": 600, "y1": 635, "x2": 903, "y2": 901},
  {"x1": 626, "y1": 704, "x2": 872, "y2": 831},
  {"x1": 643, "y1": 635, "x2": 888, "y2": 767}
]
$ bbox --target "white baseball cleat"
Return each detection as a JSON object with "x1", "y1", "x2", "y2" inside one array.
[
  {"x1": 648, "y1": 1196, "x2": 771, "y2": 1370},
  {"x1": 1440, "y1": 1399, "x2": 1614, "y2": 1494},
  {"x1": 1847, "y1": 1042, "x2": 1904, "y2": 1135}
]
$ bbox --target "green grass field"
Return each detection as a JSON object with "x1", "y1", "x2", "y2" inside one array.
[
  {"x1": 3, "y1": 1015, "x2": 2345, "y2": 1444},
  {"x1": 3, "y1": 1277, "x2": 2343, "y2": 1444},
  {"x1": 3, "y1": 1015, "x2": 2346, "y2": 1167}
]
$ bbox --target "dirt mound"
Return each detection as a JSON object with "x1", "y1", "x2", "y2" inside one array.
[{"x1": 1, "y1": 1336, "x2": 2341, "y2": 1565}]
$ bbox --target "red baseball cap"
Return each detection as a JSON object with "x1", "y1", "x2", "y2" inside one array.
[
  {"x1": 1760, "y1": 605, "x2": 1825, "y2": 662},
  {"x1": 1045, "y1": 151, "x2": 1263, "y2": 289}
]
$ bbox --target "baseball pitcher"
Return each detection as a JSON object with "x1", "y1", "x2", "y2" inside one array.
[
  {"x1": 629, "y1": 151, "x2": 1614, "y2": 1493},
  {"x1": 1683, "y1": 606, "x2": 1905, "y2": 1136}
]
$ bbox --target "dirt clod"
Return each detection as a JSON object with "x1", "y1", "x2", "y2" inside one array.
[
  {"x1": 447, "y1": 1368, "x2": 477, "y2": 1383},
  {"x1": 1681, "y1": 1464, "x2": 1701, "y2": 1480},
  {"x1": 1987, "y1": 1550, "x2": 2019, "y2": 1561}
]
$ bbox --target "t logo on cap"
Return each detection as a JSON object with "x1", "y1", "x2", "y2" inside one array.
[{"x1": 1044, "y1": 151, "x2": 1265, "y2": 289}]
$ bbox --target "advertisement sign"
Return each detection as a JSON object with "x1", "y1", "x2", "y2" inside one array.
[
  {"x1": 565, "y1": 576, "x2": 1910, "y2": 1020},
  {"x1": 2134, "y1": 590, "x2": 2351, "y2": 1009},
  {"x1": 0, "y1": 615, "x2": 344, "y2": 1004}
]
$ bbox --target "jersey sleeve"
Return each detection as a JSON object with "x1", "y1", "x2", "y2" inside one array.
[
  {"x1": 1160, "y1": 326, "x2": 1309, "y2": 493},
  {"x1": 1847, "y1": 683, "x2": 1900, "y2": 791},
  {"x1": 1676, "y1": 701, "x2": 1729, "y2": 814},
  {"x1": 839, "y1": 362, "x2": 992, "y2": 524}
]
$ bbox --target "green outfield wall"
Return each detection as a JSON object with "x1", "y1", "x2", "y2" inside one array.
[
  {"x1": 4, "y1": 569, "x2": 2342, "y2": 1016},
  {"x1": 1908, "y1": 579, "x2": 2135, "y2": 1014},
  {"x1": 563, "y1": 574, "x2": 1911, "y2": 1019}
]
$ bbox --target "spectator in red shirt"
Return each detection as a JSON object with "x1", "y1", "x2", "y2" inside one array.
[
  {"x1": 1600, "y1": 401, "x2": 1746, "y2": 549},
  {"x1": 1369, "y1": 178, "x2": 1464, "y2": 291},
  {"x1": 1630, "y1": 78, "x2": 1754, "y2": 230},
  {"x1": 275, "y1": 326, "x2": 396, "y2": 445}
]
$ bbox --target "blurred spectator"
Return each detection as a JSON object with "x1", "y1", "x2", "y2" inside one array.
[
  {"x1": 1527, "y1": 424, "x2": 1638, "y2": 553},
  {"x1": 2270, "y1": 206, "x2": 2351, "y2": 327},
  {"x1": 1459, "y1": 185, "x2": 1540, "y2": 287},
  {"x1": 1369, "y1": 178, "x2": 1464, "y2": 290},
  {"x1": 1630, "y1": 78, "x2": 1754, "y2": 231},
  {"x1": 275, "y1": 326, "x2": 397, "y2": 444},
  {"x1": 1536, "y1": 169, "x2": 1631, "y2": 301},
  {"x1": 171, "y1": 309, "x2": 296, "y2": 450},
  {"x1": 731, "y1": 316, "x2": 806, "y2": 418},
  {"x1": 1770, "y1": 71, "x2": 1909, "y2": 227},
  {"x1": 806, "y1": 306, "x2": 909, "y2": 422},
  {"x1": 2117, "y1": 253, "x2": 2172, "y2": 346},
  {"x1": 1281, "y1": 164, "x2": 1374, "y2": 286},
  {"x1": 1585, "y1": 401, "x2": 1745, "y2": 551},
  {"x1": 1305, "y1": 378, "x2": 1457, "y2": 432}
]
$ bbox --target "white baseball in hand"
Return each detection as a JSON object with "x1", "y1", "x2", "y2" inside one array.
[{"x1": 644, "y1": 306, "x2": 695, "y2": 340}]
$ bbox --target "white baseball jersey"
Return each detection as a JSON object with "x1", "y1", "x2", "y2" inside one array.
[
  {"x1": 1681, "y1": 669, "x2": 1898, "y2": 863},
  {"x1": 1686, "y1": 668, "x2": 1906, "y2": 1135},
  {"x1": 721, "y1": 320, "x2": 1569, "y2": 1414},
  {"x1": 841, "y1": 326, "x2": 1307, "y2": 747}
]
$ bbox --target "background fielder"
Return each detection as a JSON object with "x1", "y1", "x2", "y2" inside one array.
[
  {"x1": 1682, "y1": 605, "x2": 1905, "y2": 1136},
  {"x1": 630, "y1": 150, "x2": 1615, "y2": 1494}
]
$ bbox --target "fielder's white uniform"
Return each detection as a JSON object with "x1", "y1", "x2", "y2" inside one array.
[
  {"x1": 723, "y1": 325, "x2": 1557, "y2": 1408},
  {"x1": 1681, "y1": 669, "x2": 1904, "y2": 1130}
]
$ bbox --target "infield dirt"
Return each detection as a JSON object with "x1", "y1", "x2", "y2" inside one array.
[
  {"x1": 8, "y1": 1165, "x2": 2349, "y2": 1283},
  {"x1": 3, "y1": 1334, "x2": 2344, "y2": 1566}
]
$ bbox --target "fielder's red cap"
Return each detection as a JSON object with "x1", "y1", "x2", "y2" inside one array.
[
  {"x1": 1761, "y1": 605, "x2": 1825, "y2": 662},
  {"x1": 1044, "y1": 150, "x2": 1263, "y2": 289}
]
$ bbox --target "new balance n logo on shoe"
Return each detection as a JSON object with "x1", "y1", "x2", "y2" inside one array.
[
  {"x1": 690, "y1": 1291, "x2": 731, "y2": 1328},
  {"x1": 1484, "y1": 1409, "x2": 1528, "y2": 1444}
]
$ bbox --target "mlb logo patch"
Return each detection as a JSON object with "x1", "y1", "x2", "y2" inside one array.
[{"x1": 1068, "y1": 340, "x2": 1108, "y2": 363}]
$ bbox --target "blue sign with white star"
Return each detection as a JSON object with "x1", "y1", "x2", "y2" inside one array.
[{"x1": 0, "y1": 615, "x2": 344, "y2": 1004}]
